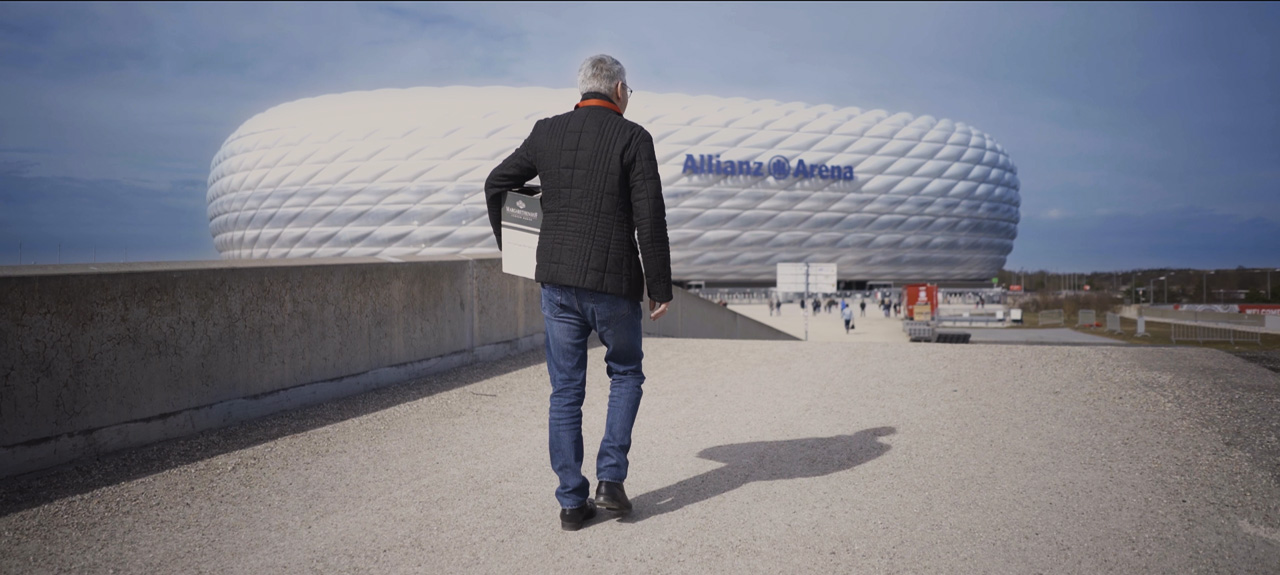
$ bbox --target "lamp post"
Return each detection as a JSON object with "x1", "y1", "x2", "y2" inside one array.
[
  {"x1": 1203, "y1": 270, "x2": 1214, "y2": 305},
  {"x1": 1159, "y1": 276, "x2": 1167, "y2": 304}
]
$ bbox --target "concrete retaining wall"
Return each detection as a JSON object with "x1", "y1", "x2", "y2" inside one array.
[
  {"x1": 1139, "y1": 306, "x2": 1265, "y2": 327},
  {"x1": 0, "y1": 255, "x2": 545, "y2": 478},
  {"x1": 1121, "y1": 304, "x2": 1280, "y2": 334},
  {"x1": 0, "y1": 255, "x2": 791, "y2": 478}
]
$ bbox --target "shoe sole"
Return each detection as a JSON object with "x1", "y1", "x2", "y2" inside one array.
[{"x1": 594, "y1": 499, "x2": 632, "y2": 513}]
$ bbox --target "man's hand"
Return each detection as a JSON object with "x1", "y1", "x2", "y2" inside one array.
[{"x1": 649, "y1": 299, "x2": 670, "y2": 321}]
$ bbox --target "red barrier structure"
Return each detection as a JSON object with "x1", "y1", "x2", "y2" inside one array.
[{"x1": 905, "y1": 283, "x2": 938, "y2": 320}]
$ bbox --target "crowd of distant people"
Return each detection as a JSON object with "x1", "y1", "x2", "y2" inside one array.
[{"x1": 756, "y1": 289, "x2": 1003, "y2": 333}]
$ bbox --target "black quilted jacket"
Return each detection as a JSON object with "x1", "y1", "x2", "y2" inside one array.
[{"x1": 484, "y1": 94, "x2": 673, "y2": 303}]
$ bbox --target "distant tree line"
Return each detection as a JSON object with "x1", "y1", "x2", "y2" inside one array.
[{"x1": 998, "y1": 267, "x2": 1280, "y2": 304}]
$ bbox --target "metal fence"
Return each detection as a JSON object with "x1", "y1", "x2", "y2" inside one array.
[
  {"x1": 694, "y1": 289, "x2": 867, "y2": 306},
  {"x1": 902, "y1": 320, "x2": 930, "y2": 333},
  {"x1": 1077, "y1": 309, "x2": 1097, "y2": 327},
  {"x1": 905, "y1": 321, "x2": 935, "y2": 342},
  {"x1": 1170, "y1": 323, "x2": 1262, "y2": 345},
  {"x1": 1106, "y1": 312, "x2": 1122, "y2": 333},
  {"x1": 1039, "y1": 309, "x2": 1064, "y2": 326},
  {"x1": 936, "y1": 314, "x2": 1004, "y2": 326},
  {"x1": 693, "y1": 289, "x2": 776, "y2": 305}
]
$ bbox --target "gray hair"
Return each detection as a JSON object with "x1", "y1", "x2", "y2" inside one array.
[{"x1": 577, "y1": 54, "x2": 627, "y2": 96}]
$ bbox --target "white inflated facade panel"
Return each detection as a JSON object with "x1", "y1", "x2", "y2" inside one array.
[{"x1": 207, "y1": 87, "x2": 1020, "y2": 281}]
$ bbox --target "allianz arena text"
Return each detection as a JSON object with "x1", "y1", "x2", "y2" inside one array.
[{"x1": 207, "y1": 87, "x2": 1021, "y2": 282}]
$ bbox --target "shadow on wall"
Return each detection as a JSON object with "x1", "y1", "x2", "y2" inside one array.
[
  {"x1": 620, "y1": 426, "x2": 897, "y2": 523},
  {"x1": 0, "y1": 349, "x2": 549, "y2": 518}
]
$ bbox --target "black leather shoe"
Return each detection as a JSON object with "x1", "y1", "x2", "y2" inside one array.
[
  {"x1": 560, "y1": 500, "x2": 596, "y2": 531},
  {"x1": 594, "y1": 481, "x2": 632, "y2": 512}
]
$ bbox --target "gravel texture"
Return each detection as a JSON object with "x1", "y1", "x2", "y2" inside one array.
[{"x1": 2, "y1": 340, "x2": 1279, "y2": 574}]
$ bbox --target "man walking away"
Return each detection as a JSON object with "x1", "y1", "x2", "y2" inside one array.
[
  {"x1": 842, "y1": 304, "x2": 854, "y2": 333},
  {"x1": 860, "y1": 299, "x2": 866, "y2": 317},
  {"x1": 484, "y1": 54, "x2": 672, "y2": 532}
]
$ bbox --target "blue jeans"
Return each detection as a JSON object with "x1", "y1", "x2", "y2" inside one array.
[{"x1": 540, "y1": 283, "x2": 645, "y2": 509}]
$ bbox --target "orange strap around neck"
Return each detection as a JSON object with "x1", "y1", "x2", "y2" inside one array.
[{"x1": 574, "y1": 99, "x2": 622, "y2": 114}]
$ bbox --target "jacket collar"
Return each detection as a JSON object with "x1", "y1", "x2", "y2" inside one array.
[{"x1": 575, "y1": 91, "x2": 622, "y2": 115}]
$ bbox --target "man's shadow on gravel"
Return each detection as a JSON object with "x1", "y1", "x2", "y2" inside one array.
[{"x1": 620, "y1": 426, "x2": 896, "y2": 522}]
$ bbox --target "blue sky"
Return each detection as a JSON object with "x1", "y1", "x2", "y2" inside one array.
[{"x1": 1, "y1": 2, "x2": 1277, "y2": 271}]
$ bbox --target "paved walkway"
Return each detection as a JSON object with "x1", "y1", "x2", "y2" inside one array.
[
  {"x1": 729, "y1": 302, "x2": 907, "y2": 342},
  {"x1": 2, "y1": 340, "x2": 1278, "y2": 573}
]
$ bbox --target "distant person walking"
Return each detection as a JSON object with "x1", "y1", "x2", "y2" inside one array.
[
  {"x1": 768, "y1": 298, "x2": 776, "y2": 316},
  {"x1": 859, "y1": 299, "x2": 866, "y2": 317},
  {"x1": 842, "y1": 305, "x2": 854, "y2": 333}
]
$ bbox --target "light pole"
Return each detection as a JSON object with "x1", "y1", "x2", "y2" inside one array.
[
  {"x1": 1203, "y1": 270, "x2": 1214, "y2": 305},
  {"x1": 1148, "y1": 278, "x2": 1156, "y2": 305},
  {"x1": 1163, "y1": 273, "x2": 1173, "y2": 304}
]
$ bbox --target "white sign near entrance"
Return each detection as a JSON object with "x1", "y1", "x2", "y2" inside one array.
[
  {"x1": 776, "y1": 263, "x2": 837, "y2": 293},
  {"x1": 776, "y1": 263, "x2": 809, "y2": 293}
]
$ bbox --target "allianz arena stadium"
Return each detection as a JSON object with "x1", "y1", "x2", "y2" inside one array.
[{"x1": 207, "y1": 87, "x2": 1020, "y2": 282}]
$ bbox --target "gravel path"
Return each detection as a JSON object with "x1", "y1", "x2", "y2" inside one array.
[{"x1": 2, "y1": 340, "x2": 1279, "y2": 574}]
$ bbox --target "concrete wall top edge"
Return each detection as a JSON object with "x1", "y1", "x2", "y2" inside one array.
[{"x1": 0, "y1": 254, "x2": 501, "y2": 278}]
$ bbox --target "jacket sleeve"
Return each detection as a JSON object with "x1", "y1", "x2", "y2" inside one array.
[
  {"x1": 484, "y1": 134, "x2": 538, "y2": 250},
  {"x1": 628, "y1": 130, "x2": 673, "y2": 303}
]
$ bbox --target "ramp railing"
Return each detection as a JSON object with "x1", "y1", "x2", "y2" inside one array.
[{"x1": 1170, "y1": 323, "x2": 1261, "y2": 345}]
